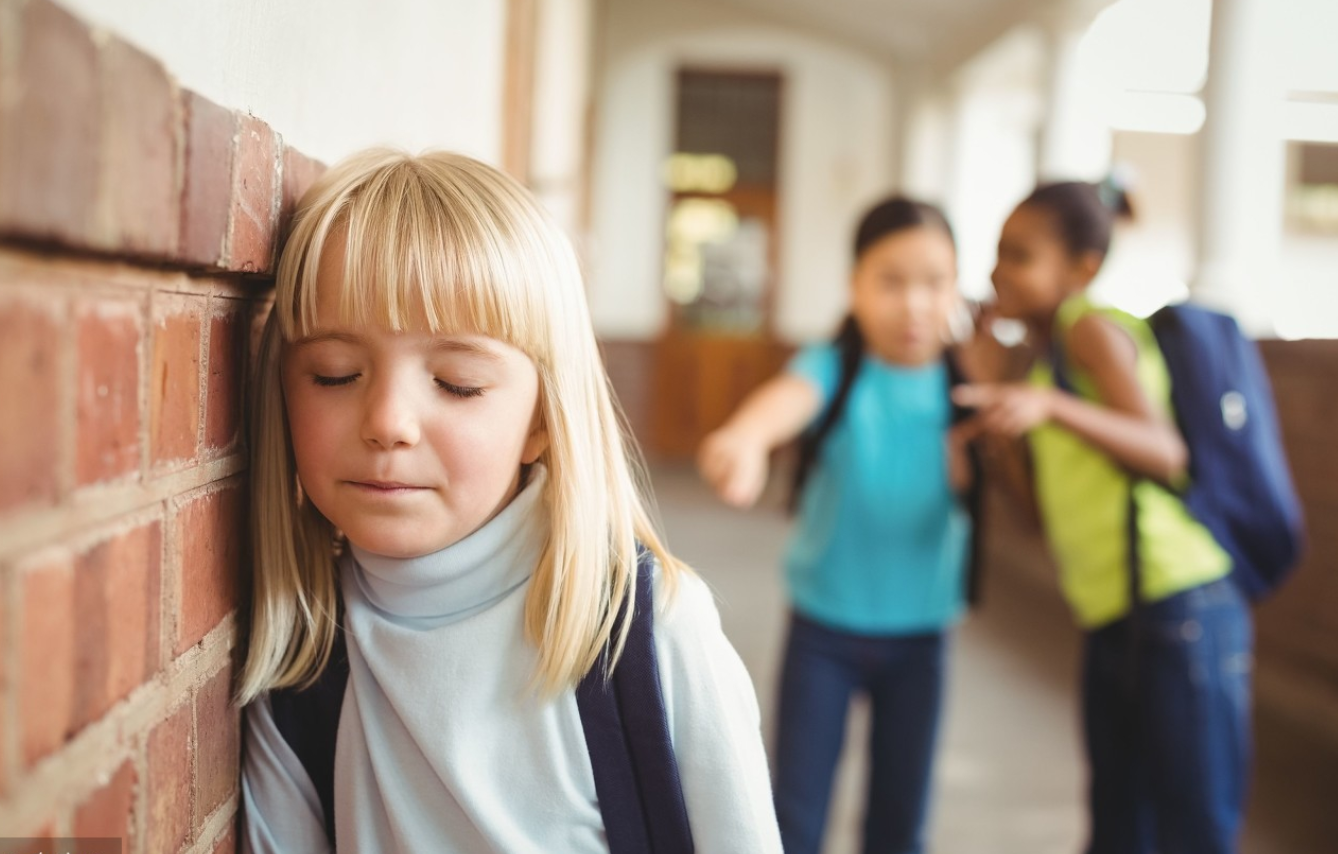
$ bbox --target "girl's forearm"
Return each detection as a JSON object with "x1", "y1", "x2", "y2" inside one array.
[
  {"x1": 718, "y1": 374, "x2": 821, "y2": 450},
  {"x1": 1048, "y1": 390, "x2": 1187, "y2": 484}
]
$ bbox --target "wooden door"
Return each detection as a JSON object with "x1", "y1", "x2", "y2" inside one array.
[{"x1": 649, "y1": 69, "x2": 790, "y2": 458}]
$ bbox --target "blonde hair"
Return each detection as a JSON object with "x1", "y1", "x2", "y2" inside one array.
[{"x1": 237, "y1": 149, "x2": 687, "y2": 704}]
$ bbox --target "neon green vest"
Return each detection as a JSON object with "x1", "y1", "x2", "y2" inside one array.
[{"x1": 1028, "y1": 295, "x2": 1230, "y2": 628}]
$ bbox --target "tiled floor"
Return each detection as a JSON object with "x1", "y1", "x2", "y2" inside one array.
[{"x1": 646, "y1": 462, "x2": 1338, "y2": 854}]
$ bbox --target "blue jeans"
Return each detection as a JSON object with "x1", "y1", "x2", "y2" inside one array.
[
  {"x1": 1082, "y1": 578, "x2": 1253, "y2": 854},
  {"x1": 773, "y1": 612, "x2": 947, "y2": 854}
]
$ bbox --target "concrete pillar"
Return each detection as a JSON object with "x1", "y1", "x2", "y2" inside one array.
[
  {"x1": 1194, "y1": 0, "x2": 1285, "y2": 330},
  {"x1": 1034, "y1": 0, "x2": 1112, "y2": 183},
  {"x1": 529, "y1": 0, "x2": 595, "y2": 240}
]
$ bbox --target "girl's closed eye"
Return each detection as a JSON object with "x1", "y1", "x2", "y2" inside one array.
[
  {"x1": 436, "y1": 378, "x2": 485, "y2": 398},
  {"x1": 313, "y1": 372, "x2": 361, "y2": 387}
]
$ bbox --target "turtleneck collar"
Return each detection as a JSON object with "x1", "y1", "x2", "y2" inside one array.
[{"x1": 346, "y1": 465, "x2": 549, "y2": 621}]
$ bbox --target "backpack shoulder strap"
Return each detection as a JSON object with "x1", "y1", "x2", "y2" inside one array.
[
  {"x1": 790, "y1": 320, "x2": 863, "y2": 511},
  {"x1": 272, "y1": 551, "x2": 692, "y2": 853},
  {"x1": 268, "y1": 619, "x2": 348, "y2": 846},
  {"x1": 945, "y1": 350, "x2": 985, "y2": 607},
  {"x1": 576, "y1": 548, "x2": 694, "y2": 853}
]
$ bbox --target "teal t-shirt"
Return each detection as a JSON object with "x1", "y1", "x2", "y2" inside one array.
[{"x1": 784, "y1": 344, "x2": 969, "y2": 635}]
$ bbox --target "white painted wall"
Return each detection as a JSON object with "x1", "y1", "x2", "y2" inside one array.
[
  {"x1": 587, "y1": 0, "x2": 896, "y2": 342},
  {"x1": 58, "y1": 0, "x2": 508, "y2": 164},
  {"x1": 941, "y1": 27, "x2": 1045, "y2": 302}
]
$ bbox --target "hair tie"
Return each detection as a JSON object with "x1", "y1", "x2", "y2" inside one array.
[{"x1": 1096, "y1": 165, "x2": 1135, "y2": 213}]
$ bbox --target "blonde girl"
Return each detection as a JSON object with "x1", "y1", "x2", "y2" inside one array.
[{"x1": 238, "y1": 149, "x2": 780, "y2": 853}]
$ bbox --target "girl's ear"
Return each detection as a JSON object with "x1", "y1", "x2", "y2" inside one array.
[
  {"x1": 1072, "y1": 250, "x2": 1104, "y2": 286},
  {"x1": 521, "y1": 410, "x2": 549, "y2": 465}
]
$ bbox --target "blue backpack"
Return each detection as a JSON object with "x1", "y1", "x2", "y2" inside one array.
[
  {"x1": 1053, "y1": 302, "x2": 1305, "y2": 601},
  {"x1": 1146, "y1": 303, "x2": 1305, "y2": 600}
]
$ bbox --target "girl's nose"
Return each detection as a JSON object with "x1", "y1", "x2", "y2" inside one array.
[
  {"x1": 361, "y1": 380, "x2": 422, "y2": 449},
  {"x1": 904, "y1": 285, "x2": 933, "y2": 319}
]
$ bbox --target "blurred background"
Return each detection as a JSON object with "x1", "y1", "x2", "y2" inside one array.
[{"x1": 0, "y1": 0, "x2": 1335, "y2": 851}]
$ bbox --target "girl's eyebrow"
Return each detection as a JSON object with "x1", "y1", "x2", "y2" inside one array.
[
  {"x1": 429, "y1": 338, "x2": 505, "y2": 362},
  {"x1": 291, "y1": 331, "x2": 364, "y2": 348},
  {"x1": 290, "y1": 332, "x2": 502, "y2": 362}
]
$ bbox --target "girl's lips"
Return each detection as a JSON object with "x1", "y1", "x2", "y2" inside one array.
[{"x1": 347, "y1": 480, "x2": 429, "y2": 492}]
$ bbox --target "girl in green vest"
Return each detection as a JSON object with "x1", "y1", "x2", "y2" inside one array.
[{"x1": 956, "y1": 182, "x2": 1252, "y2": 854}]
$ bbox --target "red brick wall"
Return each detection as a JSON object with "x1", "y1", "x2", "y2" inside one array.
[{"x1": 0, "y1": 1, "x2": 321, "y2": 849}]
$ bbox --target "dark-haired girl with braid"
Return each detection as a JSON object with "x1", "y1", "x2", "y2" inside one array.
[
  {"x1": 698, "y1": 197, "x2": 976, "y2": 854},
  {"x1": 957, "y1": 181, "x2": 1251, "y2": 854}
]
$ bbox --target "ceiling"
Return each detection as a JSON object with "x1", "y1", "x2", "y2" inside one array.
[{"x1": 695, "y1": 0, "x2": 1086, "y2": 74}]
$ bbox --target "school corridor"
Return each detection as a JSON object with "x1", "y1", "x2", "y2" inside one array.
[
  {"x1": 645, "y1": 463, "x2": 1338, "y2": 854},
  {"x1": 2, "y1": 0, "x2": 1337, "y2": 850}
]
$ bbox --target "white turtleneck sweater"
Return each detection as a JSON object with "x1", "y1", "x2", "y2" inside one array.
[{"x1": 242, "y1": 468, "x2": 782, "y2": 853}]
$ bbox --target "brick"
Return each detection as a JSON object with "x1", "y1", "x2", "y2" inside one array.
[
  {"x1": 151, "y1": 298, "x2": 204, "y2": 465},
  {"x1": 76, "y1": 301, "x2": 142, "y2": 485},
  {"x1": 279, "y1": 146, "x2": 326, "y2": 238},
  {"x1": 175, "y1": 485, "x2": 243, "y2": 653},
  {"x1": 99, "y1": 35, "x2": 181, "y2": 257},
  {"x1": 179, "y1": 91, "x2": 237, "y2": 267},
  {"x1": 20, "y1": 555, "x2": 75, "y2": 767},
  {"x1": 0, "y1": 298, "x2": 62, "y2": 511},
  {"x1": 147, "y1": 702, "x2": 193, "y2": 854},
  {"x1": 73, "y1": 521, "x2": 162, "y2": 729},
  {"x1": 195, "y1": 668, "x2": 240, "y2": 820},
  {"x1": 75, "y1": 760, "x2": 137, "y2": 843},
  {"x1": 226, "y1": 116, "x2": 278, "y2": 273},
  {"x1": 0, "y1": 0, "x2": 100, "y2": 246},
  {"x1": 205, "y1": 309, "x2": 244, "y2": 451}
]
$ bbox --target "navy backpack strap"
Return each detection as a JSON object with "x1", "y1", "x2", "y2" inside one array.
[
  {"x1": 272, "y1": 553, "x2": 692, "y2": 852},
  {"x1": 576, "y1": 548, "x2": 694, "y2": 853},
  {"x1": 1052, "y1": 325, "x2": 1147, "y2": 685},
  {"x1": 945, "y1": 350, "x2": 985, "y2": 606},
  {"x1": 268, "y1": 620, "x2": 348, "y2": 846}
]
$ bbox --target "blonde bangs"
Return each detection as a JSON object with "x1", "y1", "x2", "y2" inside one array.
[{"x1": 275, "y1": 150, "x2": 553, "y2": 362}]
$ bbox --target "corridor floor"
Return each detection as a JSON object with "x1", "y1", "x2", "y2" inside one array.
[{"x1": 646, "y1": 463, "x2": 1338, "y2": 854}]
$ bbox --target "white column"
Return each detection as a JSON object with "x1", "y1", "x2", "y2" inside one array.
[
  {"x1": 899, "y1": 82, "x2": 958, "y2": 206},
  {"x1": 529, "y1": 0, "x2": 596, "y2": 241},
  {"x1": 891, "y1": 64, "x2": 924, "y2": 194},
  {"x1": 1194, "y1": 0, "x2": 1285, "y2": 331},
  {"x1": 1034, "y1": 0, "x2": 1112, "y2": 182}
]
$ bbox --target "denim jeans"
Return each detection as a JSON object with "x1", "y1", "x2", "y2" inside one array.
[
  {"x1": 1082, "y1": 578, "x2": 1253, "y2": 854},
  {"x1": 773, "y1": 612, "x2": 947, "y2": 854}
]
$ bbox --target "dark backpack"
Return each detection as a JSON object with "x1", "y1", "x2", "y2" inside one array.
[
  {"x1": 1147, "y1": 303, "x2": 1304, "y2": 599},
  {"x1": 268, "y1": 549, "x2": 695, "y2": 853},
  {"x1": 1053, "y1": 302, "x2": 1305, "y2": 601}
]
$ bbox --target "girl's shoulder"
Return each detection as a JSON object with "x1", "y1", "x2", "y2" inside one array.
[
  {"x1": 1057, "y1": 292, "x2": 1131, "y2": 331},
  {"x1": 785, "y1": 342, "x2": 841, "y2": 396},
  {"x1": 1056, "y1": 293, "x2": 1157, "y2": 364},
  {"x1": 650, "y1": 560, "x2": 720, "y2": 638}
]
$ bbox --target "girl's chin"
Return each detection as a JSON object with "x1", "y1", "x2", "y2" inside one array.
[{"x1": 870, "y1": 341, "x2": 945, "y2": 368}]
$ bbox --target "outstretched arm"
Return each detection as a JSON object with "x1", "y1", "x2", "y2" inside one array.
[
  {"x1": 953, "y1": 313, "x2": 1187, "y2": 485},
  {"x1": 697, "y1": 374, "x2": 822, "y2": 508}
]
